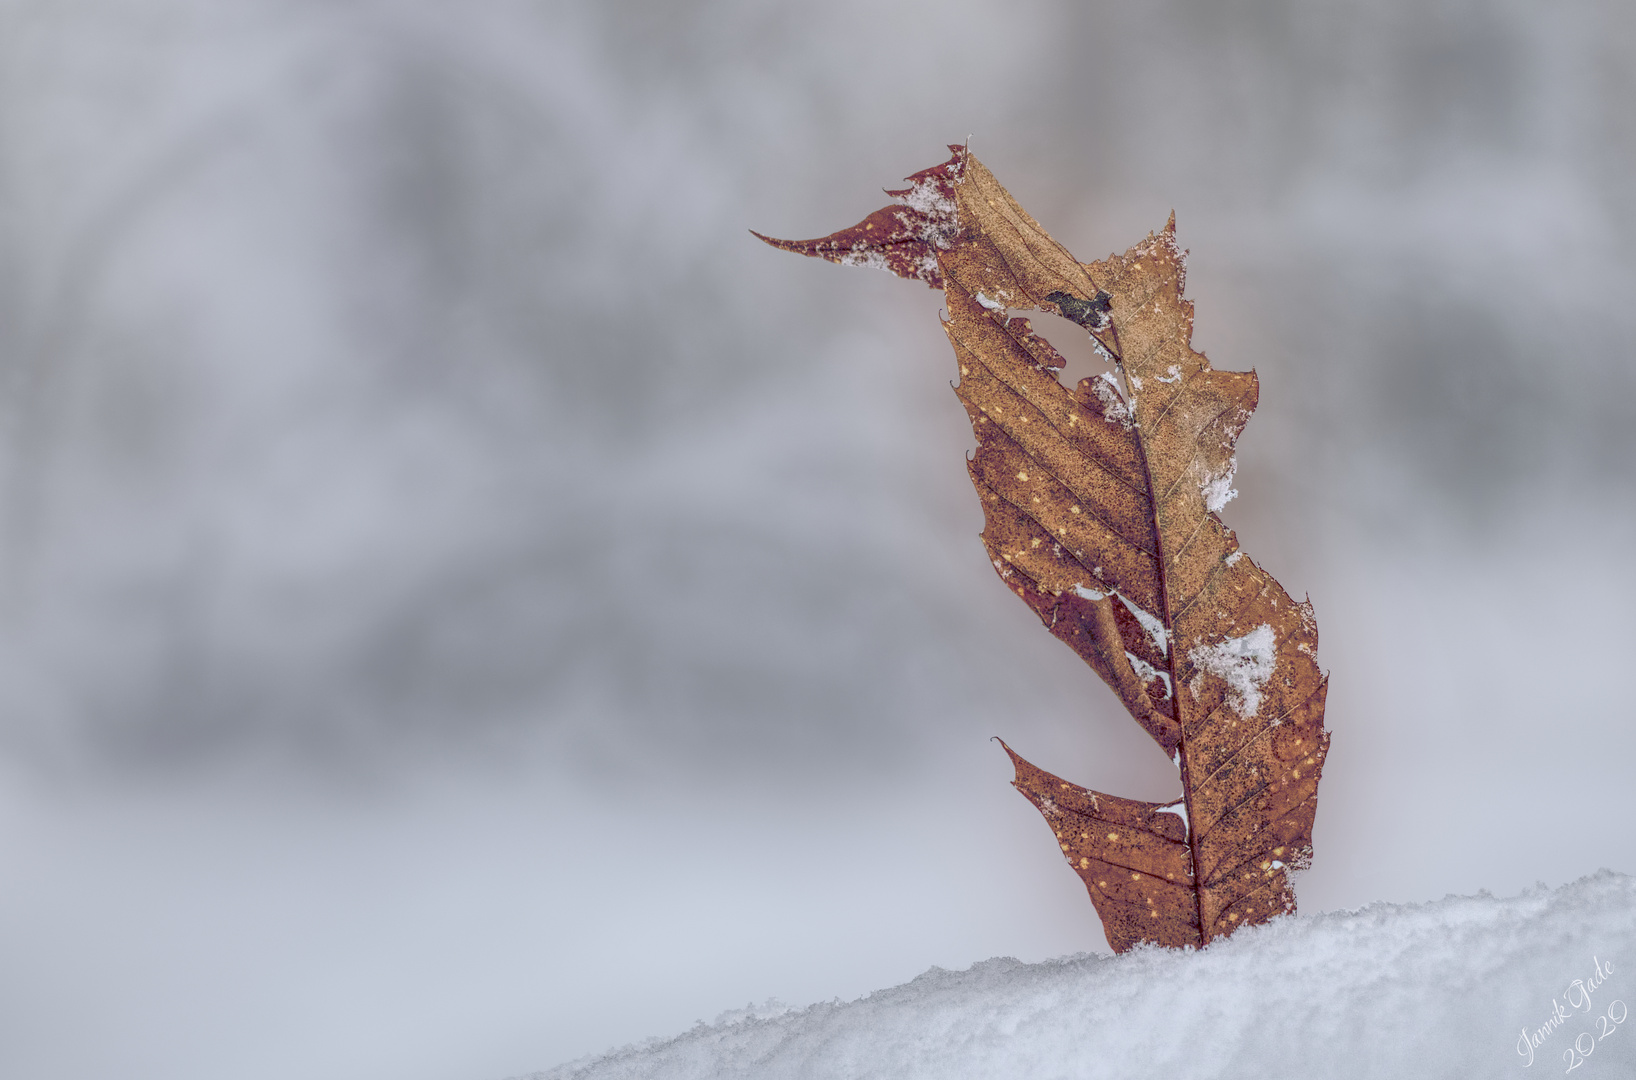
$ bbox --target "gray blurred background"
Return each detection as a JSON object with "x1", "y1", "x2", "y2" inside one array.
[{"x1": 0, "y1": 1, "x2": 1632, "y2": 1078}]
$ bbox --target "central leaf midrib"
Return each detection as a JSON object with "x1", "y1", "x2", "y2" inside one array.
[{"x1": 1124, "y1": 344, "x2": 1207, "y2": 948}]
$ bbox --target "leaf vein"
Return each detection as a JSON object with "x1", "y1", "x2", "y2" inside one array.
[{"x1": 949, "y1": 323, "x2": 1146, "y2": 497}]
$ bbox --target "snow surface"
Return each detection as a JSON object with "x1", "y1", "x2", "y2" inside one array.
[{"x1": 520, "y1": 873, "x2": 1636, "y2": 1080}]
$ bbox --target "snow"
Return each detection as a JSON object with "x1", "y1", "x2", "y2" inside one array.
[
  {"x1": 521, "y1": 873, "x2": 1636, "y2": 1080},
  {"x1": 1088, "y1": 336, "x2": 1120, "y2": 368},
  {"x1": 1069, "y1": 586, "x2": 1169, "y2": 660},
  {"x1": 1089, "y1": 372, "x2": 1132, "y2": 427},
  {"x1": 1145, "y1": 227, "x2": 1190, "y2": 294},
  {"x1": 890, "y1": 164, "x2": 961, "y2": 253},
  {"x1": 1187, "y1": 623, "x2": 1276, "y2": 718},
  {"x1": 1125, "y1": 651, "x2": 1173, "y2": 700},
  {"x1": 1201, "y1": 456, "x2": 1239, "y2": 513},
  {"x1": 897, "y1": 174, "x2": 958, "y2": 222},
  {"x1": 1116, "y1": 594, "x2": 1170, "y2": 657},
  {"x1": 1156, "y1": 798, "x2": 1189, "y2": 833},
  {"x1": 838, "y1": 249, "x2": 890, "y2": 272}
]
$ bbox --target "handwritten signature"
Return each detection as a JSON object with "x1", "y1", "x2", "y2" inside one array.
[{"x1": 1516, "y1": 956, "x2": 1622, "y2": 1070}]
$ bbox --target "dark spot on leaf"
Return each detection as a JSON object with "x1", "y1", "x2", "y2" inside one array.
[{"x1": 1046, "y1": 290, "x2": 1113, "y2": 328}]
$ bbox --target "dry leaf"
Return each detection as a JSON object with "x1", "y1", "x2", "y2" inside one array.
[{"x1": 756, "y1": 146, "x2": 1329, "y2": 952}]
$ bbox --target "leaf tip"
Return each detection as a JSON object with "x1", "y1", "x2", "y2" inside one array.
[
  {"x1": 993, "y1": 736, "x2": 1033, "y2": 782},
  {"x1": 749, "y1": 228, "x2": 820, "y2": 255},
  {"x1": 752, "y1": 147, "x2": 970, "y2": 290}
]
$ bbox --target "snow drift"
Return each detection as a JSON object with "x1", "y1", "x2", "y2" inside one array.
[{"x1": 522, "y1": 872, "x2": 1636, "y2": 1079}]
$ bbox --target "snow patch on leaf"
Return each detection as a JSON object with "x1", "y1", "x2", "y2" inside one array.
[
  {"x1": 1126, "y1": 652, "x2": 1173, "y2": 700},
  {"x1": 1088, "y1": 372, "x2": 1131, "y2": 428},
  {"x1": 1071, "y1": 584, "x2": 1169, "y2": 658},
  {"x1": 838, "y1": 248, "x2": 890, "y2": 272},
  {"x1": 1188, "y1": 624, "x2": 1277, "y2": 718},
  {"x1": 1157, "y1": 799, "x2": 1188, "y2": 834},
  {"x1": 884, "y1": 147, "x2": 965, "y2": 253},
  {"x1": 896, "y1": 169, "x2": 959, "y2": 227},
  {"x1": 1202, "y1": 456, "x2": 1239, "y2": 513},
  {"x1": 1116, "y1": 593, "x2": 1170, "y2": 657}
]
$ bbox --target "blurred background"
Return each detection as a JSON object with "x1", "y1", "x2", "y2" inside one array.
[{"x1": 0, "y1": 1, "x2": 1632, "y2": 1078}]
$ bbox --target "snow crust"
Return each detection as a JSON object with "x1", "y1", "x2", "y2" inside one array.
[{"x1": 522, "y1": 873, "x2": 1636, "y2": 1080}]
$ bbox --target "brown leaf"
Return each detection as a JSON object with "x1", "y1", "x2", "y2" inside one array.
[{"x1": 757, "y1": 146, "x2": 1330, "y2": 952}]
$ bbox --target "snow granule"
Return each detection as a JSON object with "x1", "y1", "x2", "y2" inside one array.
[{"x1": 521, "y1": 872, "x2": 1636, "y2": 1080}]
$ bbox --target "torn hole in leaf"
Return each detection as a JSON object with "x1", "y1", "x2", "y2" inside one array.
[{"x1": 1006, "y1": 307, "x2": 1121, "y2": 399}]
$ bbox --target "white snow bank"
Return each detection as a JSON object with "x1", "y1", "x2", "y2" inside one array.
[{"x1": 520, "y1": 872, "x2": 1636, "y2": 1080}]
